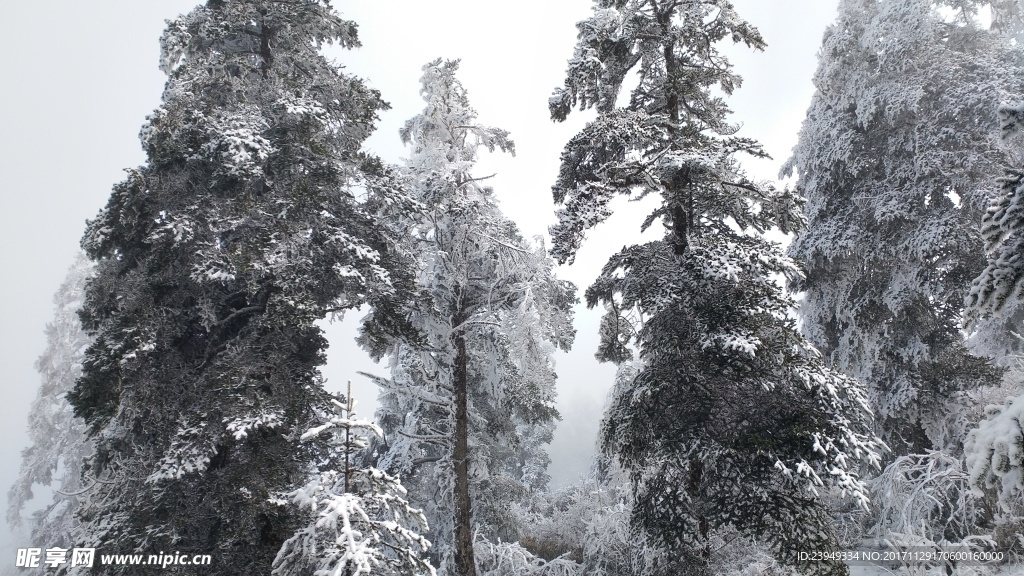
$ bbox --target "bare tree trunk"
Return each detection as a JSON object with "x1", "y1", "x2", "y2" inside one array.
[
  {"x1": 452, "y1": 309, "x2": 477, "y2": 576},
  {"x1": 689, "y1": 457, "x2": 711, "y2": 576}
]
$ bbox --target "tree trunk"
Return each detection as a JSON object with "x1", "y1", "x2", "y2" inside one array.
[
  {"x1": 660, "y1": 6, "x2": 692, "y2": 257},
  {"x1": 452, "y1": 309, "x2": 477, "y2": 576},
  {"x1": 688, "y1": 457, "x2": 711, "y2": 576}
]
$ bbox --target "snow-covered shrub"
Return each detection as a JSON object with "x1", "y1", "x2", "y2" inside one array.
[
  {"x1": 871, "y1": 451, "x2": 985, "y2": 543},
  {"x1": 516, "y1": 485, "x2": 595, "y2": 561},
  {"x1": 474, "y1": 537, "x2": 580, "y2": 576},
  {"x1": 868, "y1": 451, "x2": 1004, "y2": 574}
]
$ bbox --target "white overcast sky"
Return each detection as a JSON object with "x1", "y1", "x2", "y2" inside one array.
[{"x1": 0, "y1": 0, "x2": 839, "y2": 554}]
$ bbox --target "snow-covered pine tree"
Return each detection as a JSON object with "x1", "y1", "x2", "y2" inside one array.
[
  {"x1": 273, "y1": 386, "x2": 434, "y2": 576},
  {"x1": 783, "y1": 0, "x2": 1020, "y2": 454},
  {"x1": 964, "y1": 102, "x2": 1024, "y2": 519},
  {"x1": 65, "y1": 2, "x2": 415, "y2": 574},
  {"x1": 369, "y1": 59, "x2": 576, "y2": 576},
  {"x1": 966, "y1": 102, "x2": 1024, "y2": 356},
  {"x1": 8, "y1": 253, "x2": 94, "y2": 551},
  {"x1": 549, "y1": 2, "x2": 881, "y2": 575}
]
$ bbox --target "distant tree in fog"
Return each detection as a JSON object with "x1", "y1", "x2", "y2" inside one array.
[{"x1": 8, "y1": 253, "x2": 93, "y2": 550}]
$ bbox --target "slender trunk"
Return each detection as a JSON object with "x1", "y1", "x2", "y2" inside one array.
[
  {"x1": 660, "y1": 6, "x2": 692, "y2": 256},
  {"x1": 687, "y1": 456, "x2": 710, "y2": 576},
  {"x1": 452, "y1": 307, "x2": 477, "y2": 576},
  {"x1": 344, "y1": 380, "x2": 353, "y2": 576},
  {"x1": 258, "y1": 10, "x2": 273, "y2": 79}
]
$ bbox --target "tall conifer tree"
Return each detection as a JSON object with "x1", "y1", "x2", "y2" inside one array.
[
  {"x1": 371, "y1": 60, "x2": 575, "y2": 576},
  {"x1": 549, "y1": 2, "x2": 881, "y2": 574},
  {"x1": 67, "y1": 1, "x2": 414, "y2": 573},
  {"x1": 784, "y1": 0, "x2": 1019, "y2": 454}
]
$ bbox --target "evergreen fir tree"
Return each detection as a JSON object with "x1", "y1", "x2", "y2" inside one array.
[
  {"x1": 370, "y1": 59, "x2": 576, "y2": 576},
  {"x1": 784, "y1": 0, "x2": 1019, "y2": 454},
  {"x1": 65, "y1": 1, "x2": 415, "y2": 573},
  {"x1": 8, "y1": 253, "x2": 94, "y2": 551},
  {"x1": 966, "y1": 102, "x2": 1024, "y2": 350},
  {"x1": 549, "y1": 2, "x2": 881, "y2": 574},
  {"x1": 964, "y1": 102, "x2": 1024, "y2": 521},
  {"x1": 272, "y1": 386, "x2": 434, "y2": 576}
]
